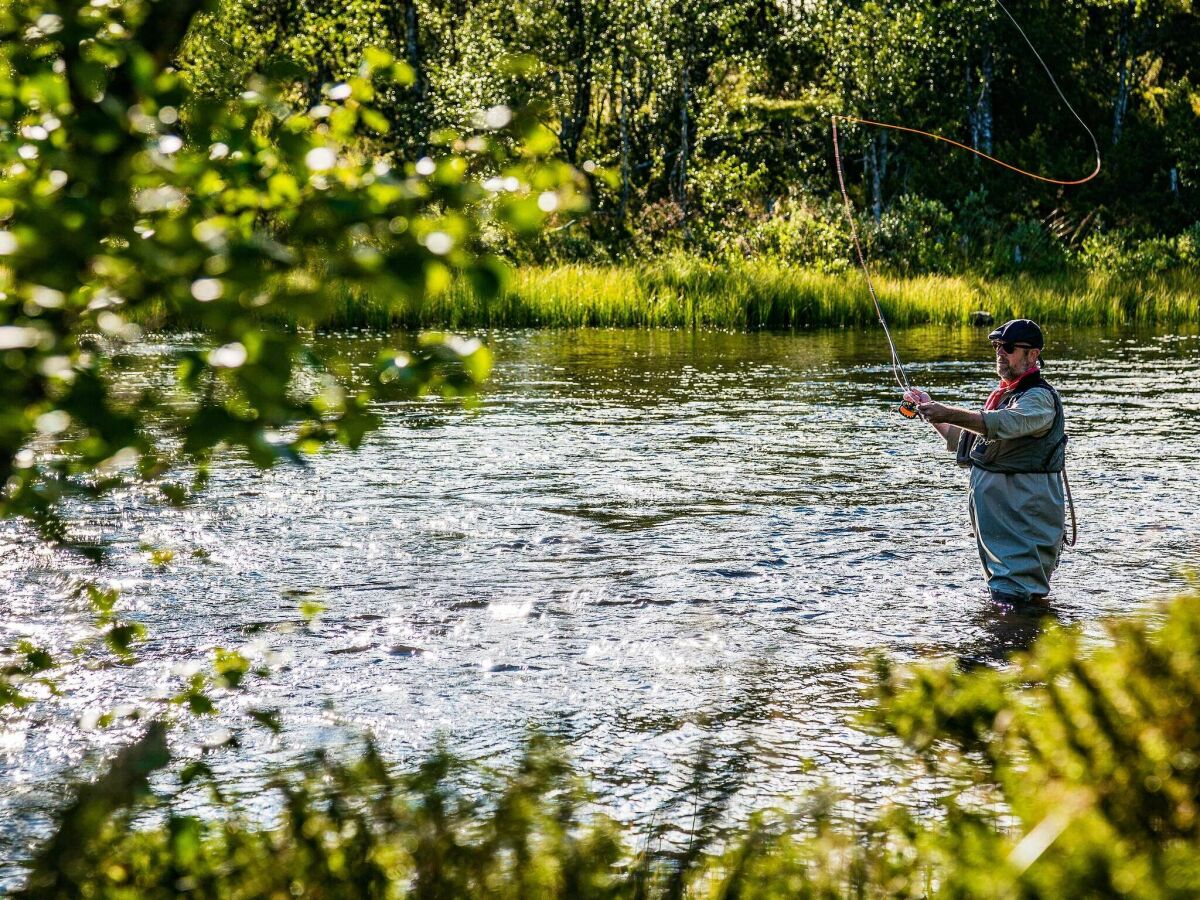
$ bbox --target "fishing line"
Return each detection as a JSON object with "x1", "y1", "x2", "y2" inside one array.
[{"x1": 832, "y1": 0, "x2": 1102, "y2": 418}]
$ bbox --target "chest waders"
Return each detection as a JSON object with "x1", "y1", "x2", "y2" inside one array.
[{"x1": 955, "y1": 376, "x2": 1078, "y2": 547}]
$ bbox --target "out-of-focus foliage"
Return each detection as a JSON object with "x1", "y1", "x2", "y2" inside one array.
[
  {"x1": 178, "y1": 0, "x2": 1200, "y2": 270},
  {"x1": 866, "y1": 576, "x2": 1200, "y2": 898},
  {"x1": 19, "y1": 581, "x2": 1200, "y2": 897},
  {"x1": 0, "y1": 0, "x2": 582, "y2": 537},
  {"x1": 0, "y1": 0, "x2": 582, "y2": 702}
]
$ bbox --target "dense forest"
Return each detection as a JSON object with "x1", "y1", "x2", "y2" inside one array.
[{"x1": 179, "y1": 0, "x2": 1200, "y2": 273}]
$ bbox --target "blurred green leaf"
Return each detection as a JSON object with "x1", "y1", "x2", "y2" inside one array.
[{"x1": 213, "y1": 648, "x2": 250, "y2": 690}]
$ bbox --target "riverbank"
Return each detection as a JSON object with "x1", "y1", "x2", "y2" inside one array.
[
  {"x1": 320, "y1": 259, "x2": 1200, "y2": 330},
  {"x1": 135, "y1": 258, "x2": 1200, "y2": 332}
]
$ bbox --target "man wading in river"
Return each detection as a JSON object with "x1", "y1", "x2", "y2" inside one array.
[{"x1": 904, "y1": 319, "x2": 1067, "y2": 604}]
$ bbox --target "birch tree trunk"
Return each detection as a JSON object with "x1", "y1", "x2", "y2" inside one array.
[
  {"x1": 1112, "y1": 0, "x2": 1133, "y2": 147},
  {"x1": 978, "y1": 47, "x2": 993, "y2": 155},
  {"x1": 618, "y1": 47, "x2": 632, "y2": 231},
  {"x1": 870, "y1": 131, "x2": 888, "y2": 223},
  {"x1": 967, "y1": 64, "x2": 979, "y2": 152},
  {"x1": 677, "y1": 62, "x2": 691, "y2": 228},
  {"x1": 967, "y1": 47, "x2": 993, "y2": 160},
  {"x1": 557, "y1": 0, "x2": 594, "y2": 165},
  {"x1": 385, "y1": 0, "x2": 427, "y2": 151}
]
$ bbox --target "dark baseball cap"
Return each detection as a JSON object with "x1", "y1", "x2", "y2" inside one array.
[{"x1": 988, "y1": 319, "x2": 1044, "y2": 349}]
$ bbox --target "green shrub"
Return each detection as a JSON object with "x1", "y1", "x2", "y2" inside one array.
[
  {"x1": 741, "y1": 198, "x2": 850, "y2": 273},
  {"x1": 868, "y1": 576, "x2": 1200, "y2": 898},
  {"x1": 628, "y1": 198, "x2": 689, "y2": 257},
  {"x1": 993, "y1": 218, "x2": 1070, "y2": 275},
  {"x1": 20, "y1": 581, "x2": 1200, "y2": 897},
  {"x1": 687, "y1": 155, "x2": 771, "y2": 255},
  {"x1": 1079, "y1": 225, "x2": 1200, "y2": 275},
  {"x1": 1178, "y1": 223, "x2": 1200, "y2": 265},
  {"x1": 870, "y1": 194, "x2": 958, "y2": 275}
]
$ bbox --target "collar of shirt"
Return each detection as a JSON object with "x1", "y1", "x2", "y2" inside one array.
[{"x1": 985, "y1": 367, "x2": 1040, "y2": 411}]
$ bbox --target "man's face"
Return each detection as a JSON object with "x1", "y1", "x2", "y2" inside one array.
[{"x1": 993, "y1": 341, "x2": 1038, "y2": 380}]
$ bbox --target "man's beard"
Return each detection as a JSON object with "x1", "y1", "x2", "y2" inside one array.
[{"x1": 997, "y1": 357, "x2": 1016, "y2": 381}]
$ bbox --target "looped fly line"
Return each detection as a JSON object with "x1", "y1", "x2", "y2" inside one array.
[{"x1": 832, "y1": 0, "x2": 1102, "y2": 397}]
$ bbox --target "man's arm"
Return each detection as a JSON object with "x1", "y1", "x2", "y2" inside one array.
[
  {"x1": 904, "y1": 390, "x2": 984, "y2": 440},
  {"x1": 981, "y1": 388, "x2": 1056, "y2": 440},
  {"x1": 921, "y1": 403, "x2": 986, "y2": 435}
]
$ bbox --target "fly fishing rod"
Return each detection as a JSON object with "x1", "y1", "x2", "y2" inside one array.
[{"x1": 832, "y1": 0, "x2": 1102, "y2": 420}]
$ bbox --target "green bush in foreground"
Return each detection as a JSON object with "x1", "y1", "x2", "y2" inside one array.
[{"x1": 18, "y1": 581, "x2": 1200, "y2": 898}]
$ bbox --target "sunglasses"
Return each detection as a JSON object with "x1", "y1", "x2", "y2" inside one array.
[{"x1": 991, "y1": 340, "x2": 1034, "y2": 354}]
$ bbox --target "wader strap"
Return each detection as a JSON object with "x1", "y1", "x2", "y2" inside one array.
[
  {"x1": 1041, "y1": 390, "x2": 1066, "y2": 471},
  {"x1": 1062, "y1": 465, "x2": 1078, "y2": 548}
]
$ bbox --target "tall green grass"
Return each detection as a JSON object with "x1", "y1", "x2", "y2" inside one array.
[
  {"x1": 132, "y1": 257, "x2": 1200, "y2": 332},
  {"x1": 318, "y1": 257, "x2": 1200, "y2": 331}
]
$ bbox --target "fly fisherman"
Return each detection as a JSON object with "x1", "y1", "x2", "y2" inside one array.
[{"x1": 904, "y1": 319, "x2": 1067, "y2": 604}]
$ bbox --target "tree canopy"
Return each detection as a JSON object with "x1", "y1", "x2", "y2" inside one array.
[{"x1": 180, "y1": 0, "x2": 1200, "y2": 262}]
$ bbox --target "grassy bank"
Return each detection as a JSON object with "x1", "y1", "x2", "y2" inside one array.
[{"x1": 313, "y1": 258, "x2": 1200, "y2": 331}]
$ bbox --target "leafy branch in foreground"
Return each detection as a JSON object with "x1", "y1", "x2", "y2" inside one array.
[
  {"x1": 17, "y1": 582, "x2": 1200, "y2": 897},
  {"x1": 0, "y1": 0, "x2": 583, "y2": 540},
  {"x1": 0, "y1": 0, "x2": 583, "y2": 701},
  {"x1": 865, "y1": 574, "x2": 1200, "y2": 898}
]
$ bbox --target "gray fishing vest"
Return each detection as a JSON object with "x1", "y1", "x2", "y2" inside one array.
[{"x1": 955, "y1": 375, "x2": 1066, "y2": 474}]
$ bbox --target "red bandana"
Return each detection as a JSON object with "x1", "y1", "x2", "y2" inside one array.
[{"x1": 984, "y1": 367, "x2": 1040, "y2": 411}]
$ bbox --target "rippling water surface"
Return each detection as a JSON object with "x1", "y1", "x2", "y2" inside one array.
[{"x1": 3, "y1": 325, "x2": 1199, "y2": 872}]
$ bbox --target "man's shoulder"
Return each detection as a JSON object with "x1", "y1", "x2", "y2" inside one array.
[{"x1": 1005, "y1": 382, "x2": 1058, "y2": 411}]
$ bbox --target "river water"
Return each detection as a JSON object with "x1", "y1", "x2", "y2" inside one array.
[{"x1": 2, "y1": 324, "x2": 1198, "y2": 871}]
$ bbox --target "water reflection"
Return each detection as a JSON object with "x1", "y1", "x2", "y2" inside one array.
[{"x1": 957, "y1": 598, "x2": 1060, "y2": 671}]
